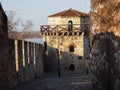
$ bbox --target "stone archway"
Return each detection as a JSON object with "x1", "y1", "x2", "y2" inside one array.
[{"x1": 69, "y1": 64, "x2": 75, "y2": 71}]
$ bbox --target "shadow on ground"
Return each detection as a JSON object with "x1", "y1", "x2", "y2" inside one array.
[{"x1": 14, "y1": 72, "x2": 92, "y2": 90}]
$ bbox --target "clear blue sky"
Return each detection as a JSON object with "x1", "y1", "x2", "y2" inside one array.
[{"x1": 1, "y1": 0, "x2": 91, "y2": 30}]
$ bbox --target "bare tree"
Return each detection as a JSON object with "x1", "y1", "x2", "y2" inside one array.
[
  {"x1": 22, "y1": 20, "x2": 34, "y2": 31},
  {"x1": 7, "y1": 11, "x2": 22, "y2": 31},
  {"x1": 7, "y1": 11, "x2": 34, "y2": 31}
]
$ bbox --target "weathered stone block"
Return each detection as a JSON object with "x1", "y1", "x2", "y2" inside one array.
[{"x1": 91, "y1": 0, "x2": 120, "y2": 89}]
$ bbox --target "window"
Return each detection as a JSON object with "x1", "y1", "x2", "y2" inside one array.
[
  {"x1": 68, "y1": 20, "x2": 73, "y2": 31},
  {"x1": 69, "y1": 46, "x2": 74, "y2": 52},
  {"x1": 78, "y1": 56, "x2": 82, "y2": 59}
]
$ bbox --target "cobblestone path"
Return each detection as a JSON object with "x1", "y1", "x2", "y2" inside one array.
[{"x1": 14, "y1": 72, "x2": 92, "y2": 90}]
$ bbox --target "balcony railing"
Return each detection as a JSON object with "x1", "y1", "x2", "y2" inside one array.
[{"x1": 40, "y1": 24, "x2": 89, "y2": 33}]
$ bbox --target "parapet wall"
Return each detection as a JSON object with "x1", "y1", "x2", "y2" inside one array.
[
  {"x1": 0, "y1": 38, "x2": 43, "y2": 90},
  {"x1": 0, "y1": 3, "x2": 44, "y2": 90}
]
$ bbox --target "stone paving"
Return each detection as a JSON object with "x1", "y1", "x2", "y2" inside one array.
[{"x1": 14, "y1": 72, "x2": 92, "y2": 90}]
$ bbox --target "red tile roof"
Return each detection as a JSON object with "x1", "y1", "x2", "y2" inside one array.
[{"x1": 48, "y1": 8, "x2": 89, "y2": 17}]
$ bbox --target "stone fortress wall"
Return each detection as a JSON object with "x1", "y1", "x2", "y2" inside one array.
[
  {"x1": 90, "y1": 0, "x2": 120, "y2": 90},
  {"x1": 0, "y1": 4, "x2": 44, "y2": 90},
  {"x1": 43, "y1": 33, "x2": 86, "y2": 73}
]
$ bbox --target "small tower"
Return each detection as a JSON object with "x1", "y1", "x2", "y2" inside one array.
[{"x1": 41, "y1": 8, "x2": 90, "y2": 73}]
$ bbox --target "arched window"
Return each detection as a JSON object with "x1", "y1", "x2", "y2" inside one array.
[
  {"x1": 44, "y1": 41, "x2": 47, "y2": 52},
  {"x1": 69, "y1": 64, "x2": 75, "y2": 71},
  {"x1": 69, "y1": 45, "x2": 74, "y2": 52},
  {"x1": 68, "y1": 20, "x2": 73, "y2": 31}
]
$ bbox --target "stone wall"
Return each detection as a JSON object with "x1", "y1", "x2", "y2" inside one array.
[
  {"x1": 0, "y1": 3, "x2": 9, "y2": 90},
  {"x1": 43, "y1": 32, "x2": 90, "y2": 73},
  {"x1": 48, "y1": 16, "x2": 80, "y2": 25},
  {"x1": 0, "y1": 4, "x2": 44, "y2": 90},
  {"x1": 90, "y1": 0, "x2": 120, "y2": 90},
  {"x1": 48, "y1": 17, "x2": 61, "y2": 25},
  {"x1": 0, "y1": 39, "x2": 44, "y2": 90}
]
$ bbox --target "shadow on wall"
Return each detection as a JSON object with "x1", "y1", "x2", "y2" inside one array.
[
  {"x1": 90, "y1": 32, "x2": 120, "y2": 90},
  {"x1": 43, "y1": 45, "x2": 91, "y2": 75},
  {"x1": 6, "y1": 39, "x2": 43, "y2": 90},
  {"x1": 0, "y1": 3, "x2": 44, "y2": 90}
]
